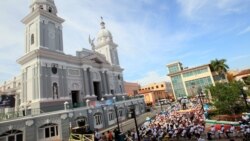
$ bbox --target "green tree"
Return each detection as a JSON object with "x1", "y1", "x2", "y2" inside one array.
[
  {"x1": 210, "y1": 59, "x2": 229, "y2": 80},
  {"x1": 245, "y1": 76, "x2": 250, "y2": 85},
  {"x1": 207, "y1": 81, "x2": 246, "y2": 114}
]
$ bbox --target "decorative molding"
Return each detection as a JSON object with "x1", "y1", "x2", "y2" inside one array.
[
  {"x1": 88, "y1": 109, "x2": 92, "y2": 114},
  {"x1": 60, "y1": 113, "x2": 68, "y2": 120},
  {"x1": 68, "y1": 69, "x2": 80, "y2": 76},
  {"x1": 25, "y1": 120, "x2": 34, "y2": 126},
  {"x1": 8, "y1": 125, "x2": 13, "y2": 130},
  {"x1": 46, "y1": 119, "x2": 50, "y2": 124},
  {"x1": 68, "y1": 112, "x2": 74, "y2": 118}
]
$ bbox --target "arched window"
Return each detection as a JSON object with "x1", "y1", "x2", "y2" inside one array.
[
  {"x1": 108, "y1": 110, "x2": 114, "y2": 121},
  {"x1": 39, "y1": 123, "x2": 58, "y2": 140},
  {"x1": 118, "y1": 108, "x2": 124, "y2": 117},
  {"x1": 75, "y1": 116, "x2": 87, "y2": 127},
  {"x1": 31, "y1": 34, "x2": 34, "y2": 45},
  {"x1": 94, "y1": 113, "x2": 102, "y2": 126},
  {"x1": 0, "y1": 129, "x2": 23, "y2": 141}
]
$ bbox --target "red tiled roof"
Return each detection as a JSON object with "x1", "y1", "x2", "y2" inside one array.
[{"x1": 234, "y1": 69, "x2": 250, "y2": 77}]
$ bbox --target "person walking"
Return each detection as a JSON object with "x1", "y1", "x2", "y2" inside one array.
[{"x1": 107, "y1": 130, "x2": 113, "y2": 141}]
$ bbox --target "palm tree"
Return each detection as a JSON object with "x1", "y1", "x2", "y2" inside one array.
[{"x1": 210, "y1": 59, "x2": 229, "y2": 81}]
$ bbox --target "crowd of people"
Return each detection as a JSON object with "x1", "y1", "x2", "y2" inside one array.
[
  {"x1": 124, "y1": 100, "x2": 207, "y2": 141},
  {"x1": 93, "y1": 98, "x2": 250, "y2": 141},
  {"x1": 94, "y1": 128, "x2": 121, "y2": 141}
]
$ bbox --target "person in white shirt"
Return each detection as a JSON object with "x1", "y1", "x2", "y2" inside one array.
[
  {"x1": 94, "y1": 129, "x2": 101, "y2": 141},
  {"x1": 244, "y1": 126, "x2": 250, "y2": 139},
  {"x1": 207, "y1": 125, "x2": 216, "y2": 140},
  {"x1": 218, "y1": 124, "x2": 225, "y2": 139},
  {"x1": 197, "y1": 134, "x2": 205, "y2": 141},
  {"x1": 226, "y1": 124, "x2": 235, "y2": 138}
]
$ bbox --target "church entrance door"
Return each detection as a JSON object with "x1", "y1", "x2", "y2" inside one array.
[
  {"x1": 93, "y1": 82, "x2": 101, "y2": 100},
  {"x1": 71, "y1": 91, "x2": 79, "y2": 108}
]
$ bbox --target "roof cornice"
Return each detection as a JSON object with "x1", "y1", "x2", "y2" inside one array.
[
  {"x1": 168, "y1": 64, "x2": 210, "y2": 76},
  {"x1": 21, "y1": 9, "x2": 64, "y2": 24}
]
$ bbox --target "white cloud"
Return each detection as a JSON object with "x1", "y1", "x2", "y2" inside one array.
[
  {"x1": 177, "y1": 0, "x2": 250, "y2": 21},
  {"x1": 134, "y1": 71, "x2": 171, "y2": 86},
  {"x1": 0, "y1": 0, "x2": 249, "y2": 85},
  {"x1": 229, "y1": 54, "x2": 250, "y2": 62},
  {"x1": 238, "y1": 26, "x2": 250, "y2": 35}
]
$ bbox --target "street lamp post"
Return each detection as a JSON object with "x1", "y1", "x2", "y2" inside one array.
[
  {"x1": 198, "y1": 92, "x2": 205, "y2": 113},
  {"x1": 197, "y1": 87, "x2": 204, "y2": 113},
  {"x1": 113, "y1": 97, "x2": 120, "y2": 132},
  {"x1": 131, "y1": 105, "x2": 141, "y2": 141},
  {"x1": 114, "y1": 105, "x2": 120, "y2": 132},
  {"x1": 158, "y1": 100, "x2": 163, "y2": 112}
]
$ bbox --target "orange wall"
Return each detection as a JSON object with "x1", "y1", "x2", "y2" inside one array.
[{"x1": 124, "y1": 82, "x2": 140, "y2": 96}]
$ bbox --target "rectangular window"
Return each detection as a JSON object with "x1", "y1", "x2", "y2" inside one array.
[
  {"x1": 45, "y1": 127, "x2": 50, "y2": 138},
  {"x1": 108, "y1": 112, "x2": 114, "y2": 121},
  {"x1": 50, "y1": 126, "x2": 55, "y2": 137},
  {"x1": 168, "y1": 65, "x2": 180, "y2": 74},
  {"x1": 95, "y1": 115, "x2": 102, "y2": 125},
  {"x1": 56, "y1": 126, "x2": 58, "y2": 136},
  {"x1": 16, "y1": 134, "x2": 23, "y2": 141},
  {"x1": 119, "y1": 110, "x2": 123, "y2": 117},
  {"x1": 8, "y1": 136, "x2": 15, "y2": 141}
]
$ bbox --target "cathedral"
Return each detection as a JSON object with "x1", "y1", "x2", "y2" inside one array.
[
  {"x1": 2, "y1": 0, "x2": 125, "y2": 112},
  {"x1": 0, "y1": 0, "x2": 145, "y2": 141}
]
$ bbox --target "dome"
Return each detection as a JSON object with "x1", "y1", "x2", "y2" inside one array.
[
  {"x1": 96, "y1": 18, "x2": 113, "y2": 46},
  {"x1": 97, "y1": 28, "x2": 112, "y2": 42}
]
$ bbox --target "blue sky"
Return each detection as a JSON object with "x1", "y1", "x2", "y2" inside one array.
[{"x1": 0, "y1": 0, "x2": 250, "y2": 85}]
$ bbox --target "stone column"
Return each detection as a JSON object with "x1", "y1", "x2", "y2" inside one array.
[
  {"x1": 81, "y1": 68, "x2": 87, "y2": 97},
  {"x1": 101, "y1": 71, "x2": 107, "y2": 95},
  {"x1": 15, "y1": 94, "x2": 19, "y2": 112},
  {"x1": 63, "y1": 69, "x2": 68, "y2": 97},
  {"x1": 98, "y1": 71, "x2": 104, "y2": 98},
  {"x1": 88, "y1": 69, "x2": 94, "y2": 96},
  {"x1": 84, "y1": 68, "x2": 90, "y2": 96},
  {"x1": 105, "y1": 71, "x2": 110, "y2": 94},
  {"x1": 120, "y1": 76, "x2": 125, "y2": 94}
]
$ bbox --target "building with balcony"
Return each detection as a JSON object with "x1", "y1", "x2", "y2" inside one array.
[
  {"x1": 0, "y1": 0, "x2": 145, "y2": 141},
  {"x1": 167, "y1": 61, "x2": 227, "y2": 99}
]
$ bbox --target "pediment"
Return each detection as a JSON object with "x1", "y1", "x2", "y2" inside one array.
[{"x1": 88, "y1": 53, "x2": 109, "y2": 64}]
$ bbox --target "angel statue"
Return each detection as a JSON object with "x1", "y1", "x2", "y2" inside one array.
[{"x1": 88, "y1": 35, "x2": 95, "y2": 50}]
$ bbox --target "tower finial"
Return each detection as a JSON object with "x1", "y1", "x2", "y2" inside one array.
[{"x1": 100, "y1": 16, "x2": 105, "y2": 29}]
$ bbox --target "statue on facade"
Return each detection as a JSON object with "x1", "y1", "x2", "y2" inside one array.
[{"x1": 88, "y1": 35, "x2": 95, "y2": 51}]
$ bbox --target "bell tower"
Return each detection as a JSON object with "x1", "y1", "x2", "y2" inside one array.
[
  {"x1": 94, "y1": 18, "x2": 120, "y2": 66},
  {"x1": 22, "y1": 0, "x2": 64, "y2": 54}
]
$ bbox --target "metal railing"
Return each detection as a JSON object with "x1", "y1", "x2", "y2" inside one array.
[{"x1": 0, "y1": 108, "x2": 44, "y2": 121}]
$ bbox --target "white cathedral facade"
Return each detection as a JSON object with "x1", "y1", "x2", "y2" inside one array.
[
  {"x1": 0, "y1": 1, "x2": 145, "y2": 141},
  {"x1": 1, "y1": 0, "x2": 126, "y2": 112}
]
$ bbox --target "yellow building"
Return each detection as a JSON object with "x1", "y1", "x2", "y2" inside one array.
[
  {"x1": 167, "y1": 62, "x2": 222, "y2": 100},
  {"x1": 138, "y1": 82, "x2": 174, "y2": 105}
]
